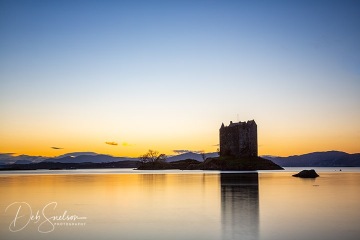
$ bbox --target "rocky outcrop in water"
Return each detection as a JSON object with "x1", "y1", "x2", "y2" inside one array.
[{"x1": 292, "y1": 169, "x2": 319, "y2": 178}]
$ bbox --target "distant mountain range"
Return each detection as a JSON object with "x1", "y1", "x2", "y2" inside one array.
[
  {"x1": 43, "y1": 152, "x2": 220, "y2": 164},
  {"x1": 1, "y1": 151, "x2": 359, "y2": 167},
  {"x1": 0, "y1": 151, "x2": 219, "y2": 165},
  {"x1": 0, "y1": 153, "x2": 47, "y2": 165},
  {"x1": 44, "y1": 154, "x2": 136, "y2": 163},
  {"x1": 262, "y1": 151, "x2": 360, "y2": 167}
]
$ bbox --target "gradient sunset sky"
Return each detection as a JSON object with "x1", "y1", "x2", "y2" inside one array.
[{"x1": 1, "y1": 0, "x2": 359, "y2": 157}]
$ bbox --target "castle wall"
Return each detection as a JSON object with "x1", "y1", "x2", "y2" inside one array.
[{"x1": 219, "y1": 120, "x2": 258, "y2": 157}]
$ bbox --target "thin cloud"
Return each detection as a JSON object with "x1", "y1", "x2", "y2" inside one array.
[
  {"x1": 0, "y1": 153, "x2": 16, "y2": 155},
  {"x1": 173, "y1": 150, "x2": 190, "y2": 154},
  {"x1": 51, "y1": 147, "x2": 63, "y2": 150},
  {"x1": 105, "y1": 141, "x2": 118, "y2": 146},
  {"x1": 173, "y1": 150, "x2": 204, "y2": 154},
  {"x1": 194, "y1": 150, "x2": 205, "y2": 154}
]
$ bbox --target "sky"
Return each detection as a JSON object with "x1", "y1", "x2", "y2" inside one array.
[{"x1": 0, "y1": 0, "x2": 359, "y2": 157}]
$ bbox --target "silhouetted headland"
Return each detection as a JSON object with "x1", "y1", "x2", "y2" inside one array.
[
  {"x1": 0, "y1": 161, "x2": 139, "y2": 171},
  {"x1": 137, "y1": 156, "x2": 283, "y2": 170}
]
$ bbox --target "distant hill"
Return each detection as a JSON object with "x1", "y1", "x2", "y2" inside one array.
[
  {"x1": 54, "y1": 152, "x2": 99, "y2": 158},
  {"x1": 44, "y1": 154, "x2": 137, "y2": 163},
  {"x1": 0, "y1": 153, "x2": 46, "y2": 165},
  {"x1": 262, "y1": 151, "x2": 360, "y2": 167},
  {"x1": 14, "y1": 160, "x2": 33, "y2": 164},
  {"x1": 1, "y1": 152, "x2": 218, "y2": 165}
]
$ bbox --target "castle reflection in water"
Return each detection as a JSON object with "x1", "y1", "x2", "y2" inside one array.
[{"x1": 221, "y1": 173, "x2": 259, "y2": 240}]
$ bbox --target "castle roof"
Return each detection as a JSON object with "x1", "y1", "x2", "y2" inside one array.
[{"x1": 221, "y1": 120, "x2": 256, "y2": 128}]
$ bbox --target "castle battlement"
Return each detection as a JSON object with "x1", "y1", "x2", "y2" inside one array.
[{"x1": 220, "y1": 120, "x2": 258, "y2": 157}]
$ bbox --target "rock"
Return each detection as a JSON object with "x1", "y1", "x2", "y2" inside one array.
[{"x1": 292, "y1": 169, "x2": 319, "y2": 178}]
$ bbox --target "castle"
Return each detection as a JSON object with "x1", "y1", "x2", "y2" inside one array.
[{"x1": 219, "y1": 120, "x2": 258, "y2": 157}]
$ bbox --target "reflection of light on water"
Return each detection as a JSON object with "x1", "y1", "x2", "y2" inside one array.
[
  {"x1": 0, "y1": 173, "x2": 222, "y2": 240},
  {"x1": 221, "y1": 173, "x2": 259, "y2": 240},
  {"x1": 0, "y1": 171, "x2": 359, "y2": 240}
]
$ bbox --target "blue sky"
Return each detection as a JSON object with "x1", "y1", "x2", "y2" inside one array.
[{"x1": 0, "y1": 0, "x2": 359, "y2": 156}]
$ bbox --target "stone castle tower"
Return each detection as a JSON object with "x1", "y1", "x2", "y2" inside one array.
[{"x1": 219, "y1": 120, "x2": 258, "y2": 157}]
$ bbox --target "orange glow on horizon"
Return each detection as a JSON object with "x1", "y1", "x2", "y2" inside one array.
[
  {"x1": 1, "y1": 133, "x2": 359, "y2": 158},
  {"x1": 1, "y1": 117, "x2": 359, "y2": 158}
]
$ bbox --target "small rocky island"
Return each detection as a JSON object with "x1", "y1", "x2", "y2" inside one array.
[
  {"x1": 292, "y1": 169, "x2": 319, "y2": 178},
  {"x1": 138, "y1": 120, "x2": 283, "y2": 171}
]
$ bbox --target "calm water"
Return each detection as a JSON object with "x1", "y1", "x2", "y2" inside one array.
[{"x1": 0, "y1": 168, "x2": 359, "y2": 240}]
